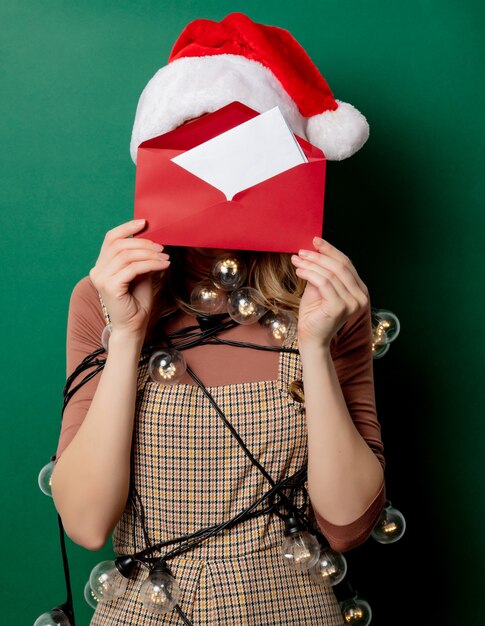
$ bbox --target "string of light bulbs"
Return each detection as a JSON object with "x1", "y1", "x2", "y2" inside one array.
[{"x1": 35, "y1": 251, "x2": 406, "y2": 626}]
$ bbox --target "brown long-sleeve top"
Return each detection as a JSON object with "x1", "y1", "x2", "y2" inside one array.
[{"x1": 55, "y1": 275, "x2": 386, "y2": 552}]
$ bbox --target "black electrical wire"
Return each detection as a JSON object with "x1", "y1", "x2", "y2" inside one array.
[
  {"x1": 138, "y1": 314, "x2": 299, "y2": 362},
  {"x1": 62, "y1": 347, "x2": 105, "y2": 390},
  {"x1": 129, "y1": 475, "x2": 152, "y2": 553},
  {"x1": 174, "y1": 604, "x2": 193, "y2": 625},
  {"x1": 157, "y1": 471, "x2": 305, "y2": 564},
  {"x1": 57, "y1": 511, "x2": 76, "y2": 626},
  {"x1": 209, "y1": 335, "x2": 299, "y2": 353},
  {"x1": 141, "y1": 314, "x2": 239, "y2": 355},
  {"x1": 61, "y1": 350, "x2": 106, "y2": 413},
  {"x1": 128, "y1": 394, "x2": 155, "y2": 554},
  {"x1": 181, "y1": 362, "x2": 300, "y2": 513},
  {"x1": 133, "y1": 465, "x2": 310, "y2": 564}
]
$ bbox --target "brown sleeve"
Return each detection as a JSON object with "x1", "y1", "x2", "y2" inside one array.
[
  {"x1": 311, "y1": 297, "x2": 386, "y2": 552},
  {"x1": 54, "y1": 276, "x2": 106, "y2": 463}
]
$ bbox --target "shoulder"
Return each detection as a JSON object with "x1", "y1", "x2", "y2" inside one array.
[
  {"x1": 70, "y1": 274, "x2": 99, "y2": 300},
  {"x1": 67, "y1": 275, "x2": 106, "y2": 334}
]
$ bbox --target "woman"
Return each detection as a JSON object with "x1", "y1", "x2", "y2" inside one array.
[
  {"x1": 51, "y1": 12, "x2": 386, "y2": 625},
  {"x1": 51, "y1": 222, "x2": 385, "y2": 624}
]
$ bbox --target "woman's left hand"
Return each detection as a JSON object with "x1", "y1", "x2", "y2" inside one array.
[{"x1": 291, "y1": 236, "x2": 369, "y2": 349}]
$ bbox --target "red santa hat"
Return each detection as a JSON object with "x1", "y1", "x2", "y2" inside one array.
[{"x1": 130, "y1": 12, "x2": 369, "y2": 163}]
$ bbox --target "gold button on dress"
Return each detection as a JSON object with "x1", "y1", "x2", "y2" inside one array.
[{"x1": 288, "y1": 380, "x2": 305, "y2": 403}]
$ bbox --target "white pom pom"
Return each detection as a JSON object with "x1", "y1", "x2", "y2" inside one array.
[{"x1": 306, "y1": 100, "x2": 370, "y2": 161}]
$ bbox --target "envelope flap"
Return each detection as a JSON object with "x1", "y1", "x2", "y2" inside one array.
[
  {"x1": 137, "y1": 101, "x2": 325, "y2": 159},
  {"x1": 139, "y1": 101, "x2": 260, "y2": 151}
]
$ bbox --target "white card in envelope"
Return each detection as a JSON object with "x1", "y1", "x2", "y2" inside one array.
[{"x1": 171, "y1": 106, "x2": 308, "y2": 201}]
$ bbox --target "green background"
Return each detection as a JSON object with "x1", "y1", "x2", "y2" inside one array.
[{"x1": 2, "y1": 1, "x2": 483, "y2": 624}]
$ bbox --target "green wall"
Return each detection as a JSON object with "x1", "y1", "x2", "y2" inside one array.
[{"x1": 2, "y1": 1, "x2": 483, "y2": 624}]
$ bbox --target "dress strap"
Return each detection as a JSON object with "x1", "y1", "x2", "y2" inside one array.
[
  {"x1": 97, "y1": 292, "x2": 111, "y2": 326},
  {"x1": 278, "y1": 338, "x2": 304, "y2": 400}
]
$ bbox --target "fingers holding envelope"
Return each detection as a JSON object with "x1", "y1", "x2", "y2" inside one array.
[
  {"x1": 89, "y1": 218, "x2": 171, "y2": 337},
  {"x1": 291, "y1": 236, "x2": 369, "y2": 347}
]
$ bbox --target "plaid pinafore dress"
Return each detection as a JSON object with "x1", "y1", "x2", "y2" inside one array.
[{"x1": 90, "y1": 303, "x2": 344, "y2": 626}]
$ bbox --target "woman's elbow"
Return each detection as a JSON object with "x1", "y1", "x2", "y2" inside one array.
[
  {"x1": 57, "y1": 511, "x2": 110, "y2": 551},
  {"x1": 312, "y1": 487, "x2": 386, "y2": 553},
  {"x1": 51, "y1": 481, "x2": 110, "y2": 551}
]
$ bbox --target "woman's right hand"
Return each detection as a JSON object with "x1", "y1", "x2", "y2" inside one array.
[{"x1": 89, "y1": 219, "x2": 170, "y2": 339}]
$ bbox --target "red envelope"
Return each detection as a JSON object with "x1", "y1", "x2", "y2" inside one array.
[{"x1": 133, "y1": 101, "x2": 326, "y2": 253}]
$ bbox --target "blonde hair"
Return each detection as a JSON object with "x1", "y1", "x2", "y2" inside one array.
[{"x1": 146, "y1": 247, "x2": 306, "y2": 341}]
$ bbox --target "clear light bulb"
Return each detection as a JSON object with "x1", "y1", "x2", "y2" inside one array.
[
  {"x1": 89, "y1": 559, "x2": 129, "y2": 601},
  {"x1": 84, "y1": 580, "x2": 100, "y2": 609},
  {"x1": 372, "y1": 340, "x2": 390, "y2": 359},
  {"x1": 148, "y1": 349, "x2": 186, "y2": 384},
  {"x1": 140, "y1": 568, "x2": 180, "y2": 614},
  {"x1": 340, "y1": 595, "x2": 372, "y2": 625},
  {"x1": 101, "y1": 324, "x2": 112, "y2": 352},
  {"x1": 261, "y1": 310, "x2": 298, "y2": 346},
  {"x1": 210, "y1": 253, "x2": 247, "y2": 291},
  {"x1": 190, "y1": 279, "x2": 228, "y2": 314},
  {"x1": 371, "y1": 308, "x2": 400, "y2": 344},
  {"x1": 227, "y1": 287, "x2": 267, "y2": 324},
  {"x1": 34, "y1": 609, "x2": 71, "y2": 626},
  {"x1": 282, "y1": 519, "x2": 321, "y2": 571},
  {"x1": 38, "y1": 460, "x2": 55, "y2": 497},
  {"x1": 310, "y1": 547, "x2": 348, "y2": 587},
  {"x1": 371, "y1": 503, "x2": 406, "y2": 544}
]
